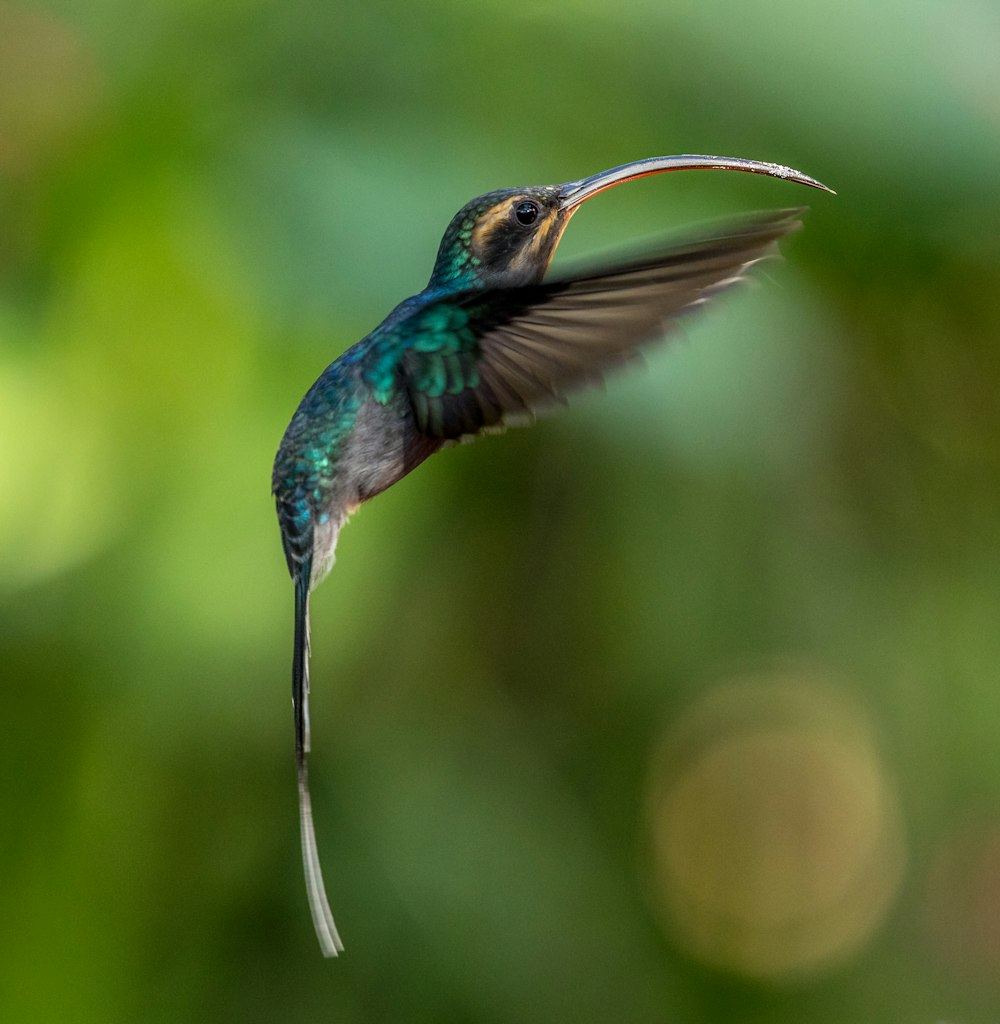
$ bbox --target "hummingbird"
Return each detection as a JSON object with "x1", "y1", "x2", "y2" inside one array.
[{"x1": 272, "y1": 153, "x2": 832, "y2": 956}]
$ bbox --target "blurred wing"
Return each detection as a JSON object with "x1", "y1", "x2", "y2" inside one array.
[{"x1": 402, "y1": 208, "x2": 804, "y2": 439}]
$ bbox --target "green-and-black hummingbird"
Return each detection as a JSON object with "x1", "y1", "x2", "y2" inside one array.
[{"x1": 272, "y1": 153, "x2": 832, "y2": 956}]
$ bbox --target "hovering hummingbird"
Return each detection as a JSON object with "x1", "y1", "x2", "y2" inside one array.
[{"x1": 272, "y1": 153, "x2": 832, "y2": 955}]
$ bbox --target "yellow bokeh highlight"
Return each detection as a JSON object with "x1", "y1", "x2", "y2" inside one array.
[{"x1": 646, "y1": 667, "x2": 906, "y2": 978}]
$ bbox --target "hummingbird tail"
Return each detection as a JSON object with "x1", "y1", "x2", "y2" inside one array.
[
  {"x1": 293, "y1": 562, "x2": 344, "y2": 957},
  {"x1": 298, "y1": 760, "x2": 344, "y2": 956},
  {"x1": 293, "y1": 564, "x2": 312, "y2": 759}
]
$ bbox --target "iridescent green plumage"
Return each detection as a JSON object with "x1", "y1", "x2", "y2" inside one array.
[{"x1": 272, "y1": 154, "x2": 833, "y2": 957}]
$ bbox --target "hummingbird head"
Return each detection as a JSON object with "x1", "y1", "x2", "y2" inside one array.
[
  {"x1": 428, "y1": 185, "x2": 571, "y2": 291},
  {"x1": 427, "y1": 155, "x2": 832, "y2": 292}
]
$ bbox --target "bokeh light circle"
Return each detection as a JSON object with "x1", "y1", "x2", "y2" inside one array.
[{"x1": 645, "y1": 667, "x2": 906, "y2": 979}]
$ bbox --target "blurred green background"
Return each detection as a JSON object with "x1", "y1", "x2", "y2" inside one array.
[{"x1": 3, "y1": 0, "x2": 1000, "y2": 1020}]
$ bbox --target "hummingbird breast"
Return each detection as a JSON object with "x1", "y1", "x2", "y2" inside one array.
[
  {"x1": 311, "y1": 396, "x2": 441, "y2": 588},
  {"x1": 338, "y1": 396, "x2": 442, "y2": 506},
  {"x1": 275, "y1": 388, "x2": 441, "y2": 588}
]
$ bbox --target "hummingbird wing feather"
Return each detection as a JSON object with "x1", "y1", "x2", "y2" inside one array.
[{"x1": 403, "y1": 208, "x2": 803, "y2": 440}]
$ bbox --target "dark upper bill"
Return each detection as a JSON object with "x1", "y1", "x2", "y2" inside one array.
[{"x1": 558, "y1": 154, "x2": 834, "y2": 210}]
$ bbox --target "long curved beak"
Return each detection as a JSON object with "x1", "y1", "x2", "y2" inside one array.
[{"x1": 557, "y1": 154, "x2": 834, "y2": 210}]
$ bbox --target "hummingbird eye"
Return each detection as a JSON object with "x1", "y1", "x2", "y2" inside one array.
[{"x1": 513, "y1": 200, "x2": 539, "y2": 226}]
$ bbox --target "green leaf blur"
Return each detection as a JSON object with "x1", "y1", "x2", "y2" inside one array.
[{"x1": 2, "y1": 1, "x2": 1000, "y2": 1021}]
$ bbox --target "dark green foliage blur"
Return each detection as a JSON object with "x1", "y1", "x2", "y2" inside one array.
[{"x1": 3, "y1": 1, "x2": 1000, "y2": 1020}]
